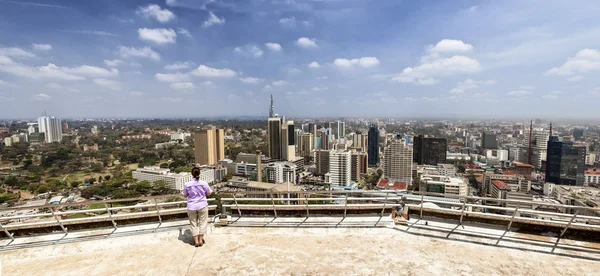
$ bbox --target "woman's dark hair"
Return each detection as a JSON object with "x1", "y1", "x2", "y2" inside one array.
[{"x1": 191, "y1": 167, "x2": 201, "y2": 179}]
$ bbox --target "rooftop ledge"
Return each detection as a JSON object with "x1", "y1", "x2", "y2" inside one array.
[{"x1": 1, "y1": 215, "x2": 600, "y2": 276}]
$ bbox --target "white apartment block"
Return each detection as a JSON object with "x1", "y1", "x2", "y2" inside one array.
[
  {"x1": 329, "y1": 150, "x2": 351, "y2": 186},
  {"x1": 383, "y1": 139, "x2": 413, "y2": 185},
  {"x1": 420, "y1": 175, "x2": 468, "y2": 197},
  {"x1": 265, "y1": 162, "x2": 297, "y2": 184},
  {"x1": 585, "y1": 170, "x2": 600, "y2": 185},
  {"x1": 171, "y1": 132, "x2": 191, "y2": 141},
  {"x1": 38, "y1": 116, "x2": 63, "y2": 143},
  {"x1": 132, "y1": 166, "x2": 215, "y2": 193}
]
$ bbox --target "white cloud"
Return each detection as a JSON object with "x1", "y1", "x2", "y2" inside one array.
[
  {"x1": 118, "y1": 46, "x2": 160, "y2": 61},
  {"x1": 138, "y1": 28, "x2": 177, "y2": 44},
  {"x1": 272, "y1": 80, "x2": 289, "y2": 86},
  {"x1": 136, "y1": 4, "x2": 175, "y2": 23},
  {"x1": 392, "y1": 55, "x2": 481, "y2": 84},
  {"x1": 542, "y1": 91, "x2": 562, "y2": 99},
  {"x1": 507, "y1": 90, "x2": 533, "y2": 96},
  {"x1": 104, "y1": 59, "x2": 124, "y2": 67},
  {"x1": 0, "y1": 47, "x2": 36, "y2": 58},
  {"x1": 428, "y1": 39, "x2": 473, "y2": 53},
  {"x1": 46, "y1": 83, "x2": 63, "y2": 89},
  {"x1": 519, "y1": 85, "x2": 535, "y2": 90},
  {"x1": 288, "y1": 68, "x2": 301, "y2": 74},
  {"x1": 316, "y1": 76, "x2": 328, "y2": 80},
  {"x1": 190, "y1": 65, "x2": 236, "y2": 78},
  {"x1": 64, "y1": 65, "x2": 119, "y2": 78},
  {"x1": 279, "y1": 17, "x2": 296, "y2": 27},
  {"x1": 265, "y1": 42, "x2": 282, "y2": 52},
  {"x1": 567, "y1": 75, "x2": 584, "y2": 82},
  {"x1": 32, "y1": 44, "x2": 52, "y2": 51},
  {"x1": 129, "y1": 91, "x2": 144, "y2": 96},
  {"x1": 415, "y1": 78, "x2": 439, "y2": 85},
  {"x1": 296, "y1": 37, "x2": 318, "y2": 48},
  {"x1": 177, "y1": 28, "x2": 192, "y2": 38},
  {"x1": 94, "y1": 78, "x2": 122, "y2": 90},
  {"x1": 164, "y1": 61, "x2": 194, "y2": 70},
  {"x1": 308, "y1": 61, "x2": 320, "y2": 68},
  {"x1": 199, "y1": 81, "x2": 215, "y2": 87},
  {"x1": 547, "y1": 48, "x2": 600, "y2": 76},
  {"x1": 155, "y1": 72, "x2": 189, "y2": 82},
  {"x1": 170, "y1": 82, "x2": 195, "y2": 89},
  {"x1": 162, "y1": 97, "x2": 183, "y2": 102},
  {"x1": 233, "y1": 45, "x2": 263, "y2": 57},
  {"x1": 203, "y1": 11, "x2": 225, "y2": 27},
  {"x1": 312, "y1": 87, "x2": 327, "y2": 91},
  {"x1": 0, "y1": 60, "x2": 117, "y2": 81},
  {"x1": 240, "y1": 77, "x2": 263, "y2": 84},
  {"x1": 334, "y1": 57, "x2": 380, "y2": 68},
  {"x1": 227, "y1": 93, "x2": 241, "y2": 100},
  {"x1": 449, "y1": 79, "x2": 496, "y2": 94},
  {"x1": 0, "y1": 56, "x2": 13, "y2": 64},
  {"x1": 34, "y1": 93, "x2": 51, "y2": 101}
]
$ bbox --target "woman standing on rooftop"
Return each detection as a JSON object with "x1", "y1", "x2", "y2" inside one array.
[{"x1": 184, "y1": 167, "x2": 213, "y2": 247}]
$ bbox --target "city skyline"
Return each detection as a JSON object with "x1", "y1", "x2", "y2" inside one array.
[{"x1": 1, "y1": 0, "x2": 600, "y2": 119}]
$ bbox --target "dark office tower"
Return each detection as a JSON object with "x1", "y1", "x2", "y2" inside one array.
[
  {"x1": 367, "y1": 125, "x2": 379, "y2": 167},
  {"x1": 573, "y1": 128, "x2": 584, "y2": 140},
  {"x1": 308, "y1": 123, "x2": 317, "y2": 137},
  {"x1": 481, "y1": 132, "x2": 498, "y2": 149},
  {"x1": 413, "y1": 135, "x2": 447, "y2": 165},
  {"x1": 545, "y1": 136, "x2": 586, "y2": 186},
  {"x1": 268, "y1": 117, "x2": 282, "y2": 160}
]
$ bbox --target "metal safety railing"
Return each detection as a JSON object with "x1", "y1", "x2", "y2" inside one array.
[
  {"x1": 0, "y1": 194, "x2": 217, "y2": 241},
  {"x1": 1, "y1": 190, "x2": 600, "y2": 243}
]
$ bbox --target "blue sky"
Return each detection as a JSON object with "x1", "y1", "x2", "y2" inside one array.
[{"x1": 1, "y1": 0, "x2": 600, "y2": 119}]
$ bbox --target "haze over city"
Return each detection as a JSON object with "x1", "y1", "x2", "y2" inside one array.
[{"x1": 0, "y1": 0, "x2": 599, "y2": 119}]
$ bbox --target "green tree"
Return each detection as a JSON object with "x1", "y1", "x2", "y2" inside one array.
[
  {"x1": 151, "y1": 180, "x2": 174, "y2": 195},
  {"x1": 71, "y1": 181, "x2": 82, "y2": 188}
]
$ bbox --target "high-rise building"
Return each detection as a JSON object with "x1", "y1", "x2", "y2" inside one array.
[
  {"x1": 298, "y1": 133, "x2": 314, "y2": 157},
  {"x1": 351, "y1": 151, "x2": 368, "y2": 182},
  {"x1": 352, "y1": 132, "x2": 366, "y2": 151},
  {"x1": 481, "y1": 132, "x2": 498, "y2": 149},
  {"x1": 367, "y1": 125, "x2": 379, "y2": 167},
  {"x1": 519, "y1": 127, "x2": 549, "y2": 169},
  {"x1": 545, "y1": 136, "x2": 586, "y2": 186},
  {"x1": 267, "y1": 116, "x2": 295, "y2": 161},
  {"x1": 413, "y1": 135, "x2": 447, "y2": 165},
  {"x1": 27, "y1": 125, "x2": 35, "y2": 135},
  {"x1": 329, "y1": 150, "x2": 351, "y2": 186},
  {"x1": 315, "y1": 149, "x2": 330, "y2": 175},
  {"x1": 268, "y1": 117, "x2": 283, "y2": 160},
  {"x1": 37, "y1": 116, "x2": 63, "y2": 143},
  {"x1": 265, "y1": 162, "x2": 297, "y2": 184},
  {"x1": 383, "y1": 138, "x2": 413, "y2": 184},
  {"x1": 307, "y1": 123, "x2": 317, "y2": 137},
  {"x1": 573, "y1": 128, "x2": 584, "y2": 140},
  {"x1": 194, "y1": 125, "x2": 224, "y2": 165}
]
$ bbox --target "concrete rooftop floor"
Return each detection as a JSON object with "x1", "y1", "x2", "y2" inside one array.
[{"x1": 1, "y1": 216, "x2": 600, "y2": 276}]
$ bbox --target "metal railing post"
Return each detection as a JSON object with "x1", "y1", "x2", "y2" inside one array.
[
  {"x1": 380, "y1": 192, "x2": 389, "y2": 218},
  {"x1": 343, "y1": 194, "x2": 349, "y2": 218},
  {"x1": 305, "y1": 196, "x2": 310, "y2": 218},
  {"x1": 232, "y1": 194, "x2": 242, "y2": 217},
  {"x1": 0, "y1": 222, "x2": 14, "y2": 240},
  {"x1": 50, "y1": 207, "x2": 68, "y2": 234},
  {"x1": 419, "y1": 194, "x2": 424, "y2": 219},
  {"x1": 506, "y1": 205, "x2": 519, "y2": 231},
  {"x1": 559, "y1": 209, "x2": 579, "y2": 239},
  {"x1": 104, "y1": 202, "x2": 118, "y2": 229},
  {"x1": 271, "y1": 192, "x2": 277, "y2": 218},
  {"x1": 459, "y1": 200, "x2": 467, "y2": 226},
  {"x1": 154, "y1": 199, "x2": 162, "y2": 225}
]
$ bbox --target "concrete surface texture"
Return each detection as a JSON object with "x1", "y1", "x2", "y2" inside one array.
[{"x1": 1, "y1": 216, "x2": 599, "y2": 276}]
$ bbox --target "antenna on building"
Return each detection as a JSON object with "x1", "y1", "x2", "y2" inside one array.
[
  {"x1": 269, "y1": 93, "x2": 275, "y2": 118},
  {"x1": 549, "y1": 122, "x2": 553, "y2": 137},
  {"x1": 528, "y1": 120, "x2": 533, "y2": 166}
]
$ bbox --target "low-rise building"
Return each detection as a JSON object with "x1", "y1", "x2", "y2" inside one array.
[
  {"x1": 83, "y1": 143, "x2": 99, "y2": 152},
  {"x1": 585, "y1": 169, "x2": 600, "y2": 185},
  {"x1": 420, "y1": 175, "x2": 468, "y2": 197},
  {"x1": 132, "y1": 167, "x2": 195, "y2": 193},
  {"x1": 483, "y1": 173, "x2": 531, "y2": 195},
  {"x1": 490, "y1": 180, "x2": 512, "y2": 203},
  {"x1": 170, "y1": 132, "x2": 191, "y2": 141},
  {"x1": 265, "y1": 162, "x2": 297, "y2": 184}
]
